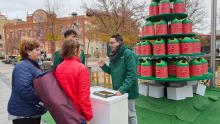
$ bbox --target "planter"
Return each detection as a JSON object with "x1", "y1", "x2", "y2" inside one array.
[
  {"x1": 173, "y1": 0, "x2": 185, "y2": 13},
  {"x1": 141, "y1": 59, "x2": 153, "y2": 77},
  {"x1": 167, "y1": 38, "x2": 180, "y2": 55},
  {"x1": 149, "y1": 1, "x2": 159, "y2": 16},
  {"x1": 155, "y1": 60, "x2": 168, "y2": 78},
  {"x1": 170, "y1": 18, "x2": 183, "y2": 34},
  {"x1": 159, "y1": 0, "x2": 171, "y2": 14},
  {"x1": 143, "y1": 21, "x2": 155, "y2": 36},
  {"x1": 192, "y1": 38, "x2": 201, "y2": 54},
  {"x1": 180, "y1": 37, "x2": 193, "y2": 54},
  {"x1": 199, "y1": 58, "x2": 208, "y2": 74},
  {"x1": 141, "y1": 40, "x2": 152, "y2": 55},
  {"x1": 183, "y1": 18, "x2": 192, "y2": 34},
  {"x1": 168, "y1": 58, "x2": 177, "y2": 77},
  {"x1": 153, "y1": 39, "x2": 166, "y2": 55},
  {"x1": 190, "y1": 58, "x2": 203, "y2": 76},
  {"x1": 156, "y1": 20, "x2": 168, "y2": 35},
  {"x1": 176, "y1": 60, "x2": 190, "y2": 78}
]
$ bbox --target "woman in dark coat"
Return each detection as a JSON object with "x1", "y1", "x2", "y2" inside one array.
[{"x1": 7, "y1": 37, "x2": 46, "y2": 124}]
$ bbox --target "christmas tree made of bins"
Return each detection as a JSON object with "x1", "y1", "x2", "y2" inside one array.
[{"x1": 136, "y1": 0, "x2": 211, "y2": 80}]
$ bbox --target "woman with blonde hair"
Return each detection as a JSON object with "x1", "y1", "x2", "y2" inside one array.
[
  {"x1": 7, "y1": 37, "x2": 46, "y2": 124},
  {"x1": 55, "y1": 39, "x2": 93, "y2": 124}
]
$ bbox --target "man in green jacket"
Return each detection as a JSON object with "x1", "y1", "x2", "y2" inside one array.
[
  {"x1": 53, "y1": 30, "x2": 85, "y2": 68},
  {"x1": 98, "y1": 34, "x2": 139, "y2": 124}
]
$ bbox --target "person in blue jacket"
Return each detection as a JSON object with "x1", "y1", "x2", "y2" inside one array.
[{"x1": 7, "y1": 37, "x2": 47, "y2": 124}]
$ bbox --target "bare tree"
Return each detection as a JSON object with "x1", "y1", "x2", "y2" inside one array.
[
  {"x1": 184, "y1": 0, "x2": 208, "y2": 30},
  {"x1": 6, "y1": 31, "x2": 20, "y2": 56},
  {"x1": 45, "y1": 0, "x2": 60, "y2": 60},
  {"x1": 85, "y1": 0, "x2": 146, "y2": 46},
  {"x1": 217, "y1": 7, "x2": 220, "y2": 30}
]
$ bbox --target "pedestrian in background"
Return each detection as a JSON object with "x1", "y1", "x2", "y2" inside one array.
[
  {"x1": 93, "y1": 48, "x2": 100, "y2": 58},
  {"x1": 55, "y1": 39, "x2": 93, "y2": 124},
  {"x1": 7, "y1": 37, "x2": 47, "y2": 124},
  {"x1": 53, "y1": 29, "x2": 85, "y2": 68}
]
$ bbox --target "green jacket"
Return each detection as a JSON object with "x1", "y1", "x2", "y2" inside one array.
[
  {"x1": 53, "y1": 49, "x2": 85, "y2": 68},
  {"x1": 101, "y1": 46, "x2": 139, "y2": 99}
]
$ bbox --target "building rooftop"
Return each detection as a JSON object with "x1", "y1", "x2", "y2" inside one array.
[{"x1": 0, "y1": 12, "x2": 7, "y2": 20}]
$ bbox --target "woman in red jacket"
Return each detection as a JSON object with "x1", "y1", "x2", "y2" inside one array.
[{"x1": 55, "y1": 39, "x2": 93, "y2": 123}]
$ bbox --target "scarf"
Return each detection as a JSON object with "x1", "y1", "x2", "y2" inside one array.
[
  {"x1": 109, "y1": 44, "x2": 125, "y2": 62},
  {"x1": 22, "y1": 57, "x2": 42, "y2": 70}
]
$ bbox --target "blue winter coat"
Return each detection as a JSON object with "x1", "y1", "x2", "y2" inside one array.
[{"x1": 8, "y1": 59, "x2": 47, "y2": 117}]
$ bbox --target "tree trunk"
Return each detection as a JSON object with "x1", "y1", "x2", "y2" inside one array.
[
  {"x1": 50, "y1": 41, "x2": 56, "y2": 61},
  {"x1": 86, "y1": 40, "x2": 91, "y2": 66}
]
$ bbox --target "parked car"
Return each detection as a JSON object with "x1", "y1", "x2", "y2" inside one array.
[
  {"x1": 2, "y1": 59, "x2": 12, "y2": 64},
  {"x1": 0, "y1": 56, "x2": 5, "y2": 59}
]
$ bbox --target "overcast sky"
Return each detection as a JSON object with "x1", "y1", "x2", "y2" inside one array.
[
  {"x1": 0, "y1": 0, "x2": 89, "y2": 19},
  {"x1": 0, "y1": 0, "x2": 218, "y2": 34}
]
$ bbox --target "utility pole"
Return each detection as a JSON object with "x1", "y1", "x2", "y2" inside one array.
[{"x1": 210, "y1": 0, "x2": 217, "y2": 87}]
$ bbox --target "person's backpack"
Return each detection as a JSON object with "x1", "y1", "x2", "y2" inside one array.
[{"x1": 33, "y1": 70, "x2": 85, "y2": 124}]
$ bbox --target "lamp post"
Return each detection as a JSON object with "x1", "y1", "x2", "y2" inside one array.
[
  {"x1": 210, "y1": 0, "x2": 217, "y2": 87},
  {"x1": 71, "y1": 12, "x2": 87, "y2": 66},
  {"x1": 71, "y1": 12, "x2": 79, "y2": 33},
  {"x1": 71, "y1": 12, "x2": 81, "y2": 45}
]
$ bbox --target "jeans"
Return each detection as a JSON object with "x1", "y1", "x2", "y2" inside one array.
[
  {"x1": 81, "y1": 120, "x2": 87, "y2": 124},
  {"x1": 13, "y1": 117, "x2": 41, "y2": 124},
  {"x1": 128, "y1": 100, "x2": 137, "y2": 124}
]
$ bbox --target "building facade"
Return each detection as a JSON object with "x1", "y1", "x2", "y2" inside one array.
[
  {"x1": 3, "y1": 9, "x2": 88, "y2": 57},
  {"x1": 198, "y1": 32, "x2": 220, "y2": 55},
  {"x1": 0, "y1": 12, "x2": 20, "y2": 58}
]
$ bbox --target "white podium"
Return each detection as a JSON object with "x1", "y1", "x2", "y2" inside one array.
[{"x1": 90, "y1": 86, "x2": 128, "y2": 124}]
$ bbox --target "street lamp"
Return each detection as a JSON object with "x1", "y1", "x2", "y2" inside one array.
[
  {"x1": 71, "y1": 12, "x2": 82, "y2": 49},
  {"x1": 71, "y1": 12, "x2": 86, "y2": 65},
  {"x1": 71, "y1": 12, "x2": 79, "y2": 32},
  {"x1": 71, "y1": 12, "x2": 77, "y2": 20}
]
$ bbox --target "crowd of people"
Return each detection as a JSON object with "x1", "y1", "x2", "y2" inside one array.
[{"x1": 7, "y1": 29, "x2": 139, "y2": 124}]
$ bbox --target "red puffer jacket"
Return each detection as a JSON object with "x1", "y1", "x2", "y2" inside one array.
[{"x1": 55, "y1": 56, "x2": 93, "y2": 121}]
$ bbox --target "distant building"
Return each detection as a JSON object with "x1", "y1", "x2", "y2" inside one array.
[
  {"x1": 3, "y1": 9, "x2": 88, "y2": 57},
  {"x1": 0, "y1": 12, "x2": 20, "y2": 58},
  {"x1": 197, "y1": 32, "x2": 220, "y2": 54}
]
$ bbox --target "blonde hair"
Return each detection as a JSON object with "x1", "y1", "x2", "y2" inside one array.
[{"x1": 19, "y1": 37, "x2": 40, "y2": 58}]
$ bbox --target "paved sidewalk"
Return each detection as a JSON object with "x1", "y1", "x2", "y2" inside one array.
[
  {"x1": 0, "y1": 61, "x2": 13, "y2": 124},
  {"x1": 0, "y1": 79, "x2": 12, "y2": 124}
]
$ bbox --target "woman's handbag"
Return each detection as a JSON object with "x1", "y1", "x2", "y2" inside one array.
[{"x1": 33, "y1": 70, "x2": 85, "y2": 124}]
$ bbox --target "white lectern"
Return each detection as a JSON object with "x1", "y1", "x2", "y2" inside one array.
[{"x1": 90, "y1": 86, "x2": 128, "y2": 124}]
